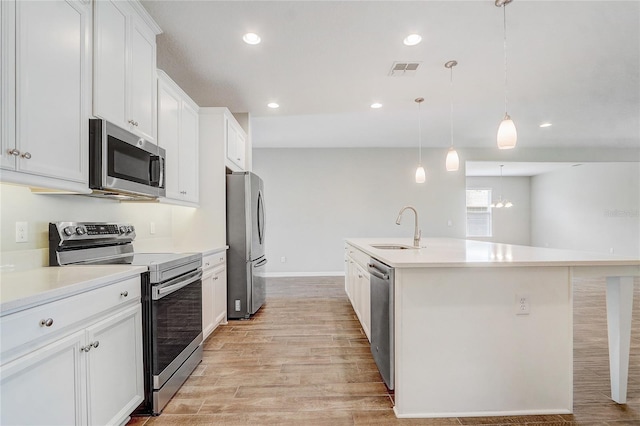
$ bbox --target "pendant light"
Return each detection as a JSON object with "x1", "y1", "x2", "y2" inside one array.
[
  {"x1": 444, "y1": 60, "x2": 459, "y2": 171},
  {"x1": 496, "y1": 0, "x2": 517, "y2": 150},
  {"x1": 490, "y1": 164, "x2": 513, "y2": 208},
  {"x1": 415, "y1": 97, "x2": 426, "y2": 183}
]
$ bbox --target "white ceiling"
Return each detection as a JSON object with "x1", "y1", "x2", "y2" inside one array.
[{"x1": 141, "y1": 0, "x2": 640, "y2": 150}]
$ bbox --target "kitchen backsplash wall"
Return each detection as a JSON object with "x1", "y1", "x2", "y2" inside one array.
[{"x1": 0, "y1": 183, "x2": 176, "y2": 268}]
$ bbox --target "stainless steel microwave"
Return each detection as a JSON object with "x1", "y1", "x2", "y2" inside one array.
[{"x1": 89, "y1": 119, "x2": 165, "y2": 199}]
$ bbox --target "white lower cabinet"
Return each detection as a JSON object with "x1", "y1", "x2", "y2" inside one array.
[
  {"x1": 344, "y1": 244, "x2": 371, "y2": 341},
  {"x1": 86, "y1": 304, "x2": 144, "y2": 426},
  {"x1": 0, "y1": 330, "x2": 85, "y2": 425},
  {"x1": 202, "y1": 251, "x2": 227, "y2": 340},
  {"x1": 0, "y1": 277, "x2": 143, "y2": 426}
]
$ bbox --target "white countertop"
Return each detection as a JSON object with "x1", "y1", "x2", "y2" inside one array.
[
  {"x1": 346, "y1": 238, "x2": 640, "y2": 269},
  {"x1": 0, "y1": 265, "x2": 147, "y2": 316}
]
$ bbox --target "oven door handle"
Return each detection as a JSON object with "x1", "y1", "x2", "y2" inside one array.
[{"x1": 152, "y1": 270, "x2": 202, "y2": 300}]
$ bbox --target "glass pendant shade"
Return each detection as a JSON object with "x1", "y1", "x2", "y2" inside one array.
[
  {"x1": 445, "y1": 147, "x2": 459, "y2": 171},
  {"x1": 415, "y1": 166, "x2": 426, "y2": 183},
  {"x1": 497, "y1": 115, "x2": 517, "y2": 149}
]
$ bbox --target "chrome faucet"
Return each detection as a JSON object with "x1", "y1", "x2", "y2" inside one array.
[{"x1": 395, "y1": 206, "x2": 421, "y2": 247}]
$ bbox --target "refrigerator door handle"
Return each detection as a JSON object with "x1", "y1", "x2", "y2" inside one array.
[
  {"x1": 257, "y1": 190, "x2": 265, "y2": 245},
  {"x1": 254, "y1": 258, "x2": 268, "y2": 268}
]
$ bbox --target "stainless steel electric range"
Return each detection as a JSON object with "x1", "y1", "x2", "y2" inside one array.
[{"x1": 49, "y1": 222, "x2": 203, "y2": 415}]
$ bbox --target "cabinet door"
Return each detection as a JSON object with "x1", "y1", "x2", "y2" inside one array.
[
  {"x1": 226, "y1": 118, "x2": 238, "y2": 167},
  {"x1": 0, "y1": 330, "x2": 85, "y2": 426},
  {"x1": 0, "y1": 0, "x2": 16, "y2": 171},
  {"x1": 93, "y1": 0, "x2": 128, "y2": 128},
  {"x1": 180, "y1": 101, "x2": 199, "y2": 203},
  {"x1": 235, "y1": 129, "x2": 246, "y2": 170},
  {"x1": 202, "y1": 269, "x2": 215, "y2": 339},
  {"x1": 157, "y1": 79, "x2": 181, "y2": 200},
  {"x1": 14, "y1": 0, "x2": 89, "y2": 182},
  {"x1": 85, "y1": 304, "x2": 144, "y2": 426},
  {"x1": 212, "y1": 265, "x2": 227, "y2": 326},
  {"x1": 360, "y1": 268, "x2": 371, "y2": 341},
  {"x1": 129, "y1": 14, "x2": 156, "y2": 141}
]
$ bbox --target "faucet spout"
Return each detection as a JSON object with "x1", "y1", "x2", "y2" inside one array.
[{"x1": 395, "y1": 206, "x2": 421, "y2": 247}]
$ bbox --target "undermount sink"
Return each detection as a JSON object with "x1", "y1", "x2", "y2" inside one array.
[{"x1": 370, "y1": 244, "x2": 417, "y2": 250}]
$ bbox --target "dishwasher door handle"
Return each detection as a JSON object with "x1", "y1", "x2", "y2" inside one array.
[{"x1": 368, "y1": 264, "x2": 389, "y2": 280}]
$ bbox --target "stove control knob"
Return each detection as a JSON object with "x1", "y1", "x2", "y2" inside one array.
[
  {"x1": 75, "y1": 227, "x2": 86, "y2": 236},
  {"x1": 119, "y1": 226, "x2": 127, "y2": 234},
  {"x1": 63, "y1": 226, "x2": 74, "y2": 236},
  {"x1": 127, "y1": 225, "x2": 135, "y2": 233}
]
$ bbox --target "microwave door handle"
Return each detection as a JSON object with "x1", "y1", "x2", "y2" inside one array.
[{"x1": 158, "y1": 156, "x2": 165, "y2": 188}]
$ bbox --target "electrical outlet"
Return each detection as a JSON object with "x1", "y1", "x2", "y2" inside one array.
[
  {"x1": 281, "y1": 256, "x2": 286, "y2": 263},
  {"x1": 235, "y1": 300, "x2": 241, "y2": 311},
  {"x1": 15, "y1": 222, "x2": 28, "y2": 243},
  {"x1": 149, "y1": 222, "x2": 156, "y2": 235},
  {"x1": 516, "y1": 294, "x2": 530, "y2": 315}
]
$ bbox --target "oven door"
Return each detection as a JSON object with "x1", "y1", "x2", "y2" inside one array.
[{"x1": 150, "y1": 269, "x2": 203, "y2": 389}]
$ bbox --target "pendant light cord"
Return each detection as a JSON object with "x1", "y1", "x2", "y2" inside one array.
[
  {"x1": 503, "y1": 4, "x2": 509, "y2": 116},
  {"x1": 418, "y1": 101, "x2": 422, "y2": 164},
  {"x1": 449, "y1": 66, "x2": 454, "y2": 148}
]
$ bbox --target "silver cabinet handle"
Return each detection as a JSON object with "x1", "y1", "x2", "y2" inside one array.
[
  {"x1": 90, "y1": 341, "x2": 99, "y2": 349},
  {"x1": 81, "y1": 345, "x2": 90, "y2": 352},
  {"x1": 128, "y1": 119, "x2": 135, "y2": 125},
  {"x1": 120, "y1": 291, "x2": 128, "y2": 297},
  {"x1": 8, "y1": 148, "x2": 20, "y2": 156},
  {"x1": 21, "y1": 152, "x2": 31, "y2": 159},
  {"x1": 219, "y1": 257, "x2": 224, "y2": 262},
  {"x1": 204, "y1": 262, "x2": 210, "y2": 267},
  {"x1": 39, "y1": 318, "x2": 54, "y2": 327},
  {"x1": 214, "y1": 276, "x2": 219, "y2": 280}
]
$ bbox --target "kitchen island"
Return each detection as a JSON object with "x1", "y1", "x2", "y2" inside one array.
[{"x1": 345, "y1": 238, "x2": 639, "y2": 419}]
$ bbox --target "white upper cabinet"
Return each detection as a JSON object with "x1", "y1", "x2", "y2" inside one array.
[
  {"x1": 157, "y1": 70, "x2": 199, "y2": 206},
  {"x1": 93, "y1": 0, "x2": 160, "y2": 142},
  {"x1": 226, "y1": 117, "x2": 247, "y2": 171},
  {"x1": 0, "y1": 0, "x2": 91, "y2": 193}
]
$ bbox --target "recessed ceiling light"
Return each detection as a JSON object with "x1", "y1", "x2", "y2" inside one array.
[
  {"x1": 403, "y1": 34, "x2": 422, "y2": 46},
  {"x1": 267, "y1": 102, "x2": 279, "y2": 109},
  {"x1": 370, "y1": 103, "x2": 383, "y2": 109},
  {"x1": 242, "y1": 33, "x2": 261, "y2": 45},
  {"x1": 539, "y1": 122, "x2": 552, "y2": 128}
]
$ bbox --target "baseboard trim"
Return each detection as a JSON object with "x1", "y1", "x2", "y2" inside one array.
[{"x1": 264, "y1": 271, "x2": 345, "y2": 278}]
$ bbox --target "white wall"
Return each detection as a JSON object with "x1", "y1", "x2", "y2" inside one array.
[
  {"x1": 531, "y1": 162, "x2": 640, "y2": 257},
  {"x1": 252, "y1": 148, "x2": 467, "y2": 275},
  {"x1": 466, "y1": 176, "x2": 531, "y2": 246},
  {"x1": 0, "y1": 182, "x2": 179, "y2": 268},
  {"x1": 253, "y1": 148, "x2": 639, "y2": 275}
]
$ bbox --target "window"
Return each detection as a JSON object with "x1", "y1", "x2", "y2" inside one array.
[{"x1": 466, "y1": 189, "x2": 492, "y2": 237}]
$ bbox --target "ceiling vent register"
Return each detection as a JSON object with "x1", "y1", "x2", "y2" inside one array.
[{"x1": 388, "y1": 62, "x2": 421, "y2": 77}]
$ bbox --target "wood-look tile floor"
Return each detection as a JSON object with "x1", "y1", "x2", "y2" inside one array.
[{"x1": 128, "y1": 276, "x2": 640, "y2": 425}]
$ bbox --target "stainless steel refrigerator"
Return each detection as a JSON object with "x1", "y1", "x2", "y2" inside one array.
[{"x1": 226, "y1": 171, "x2": 267, "y2": 319}]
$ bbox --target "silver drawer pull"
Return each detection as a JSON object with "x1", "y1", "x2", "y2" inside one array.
[
  {"x1": 219, "y1": 257, "x2": 224, "y2": 262},
  {"x1": 205, "y1": 262, "x2": 210, "y2": 267},
  {"x1": 39, "y1": 318, "x2": 54, "y2": 327},
  {"x1": 8, "y1": 148, "x2": 20, "y2": 156},
  {"x1": 120, "y1": 291, "x2": 129, "y2": 297},
  {"x1": 21, "y1": 152, "x2": 31, "y2": 159},
  {"x1": 90, "y1": 341, "x2": 99, "y2": 349}
]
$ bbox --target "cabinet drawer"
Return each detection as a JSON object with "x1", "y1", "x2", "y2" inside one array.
[
  {"x1": 345, "y1": 244, "x2": 369, "y2": 269},
  {"x1": 0, "y1": 276, "x2": 141, "y2": 356},
  {"x1": 203, "y1": 252, "x2": 226, "y2": 270}
]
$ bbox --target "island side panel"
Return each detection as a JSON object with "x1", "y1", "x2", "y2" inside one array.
[{"x1": 394, "y1": 266, "x2": 573, "y2": 418}]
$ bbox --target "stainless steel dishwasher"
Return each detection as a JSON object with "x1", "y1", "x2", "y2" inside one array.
[{"x1": 368, "y1": 258, "x2": 395, "y2": 390}]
